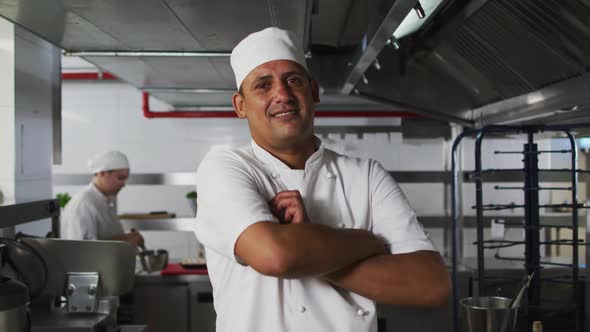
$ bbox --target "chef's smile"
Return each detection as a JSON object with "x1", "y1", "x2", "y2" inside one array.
[{"x1": 270, "y1": 108, "x2": 300, "y2": 119}]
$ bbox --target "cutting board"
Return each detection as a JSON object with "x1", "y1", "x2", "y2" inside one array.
[
  {"x1": 160, "y1": 263, "x2": 208, "y2": 276},
  {"x1": 119, "y1": 212, "x2": 176, "y2": 219}
]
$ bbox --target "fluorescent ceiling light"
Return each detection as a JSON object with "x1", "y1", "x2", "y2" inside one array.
[{"x1": 393, "y1": 0, "x2": 444, "y2": 39}]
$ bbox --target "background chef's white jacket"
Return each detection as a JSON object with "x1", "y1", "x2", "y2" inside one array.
[
  {"x1": 61, "y1": 183, "x2": 124, "y2": 240},
  {"x1": 195, "y1": 138, "x2": 436, "y2": 332}
]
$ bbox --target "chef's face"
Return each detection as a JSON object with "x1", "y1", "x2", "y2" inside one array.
[
  {"x1": 98, "y1": 168, "x2": 129, "y2": 196},
  {"x1": 232, "y1": 60, "x2": 319, "y2": 152}
]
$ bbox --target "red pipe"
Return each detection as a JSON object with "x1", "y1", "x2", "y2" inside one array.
[
  {"x1": 62, "y1": 72, "x2": 419, "y2": 119},
  {"x1": 317, "y1": 110, "x2": 419, "y2": 118},
  {"x1": 62, "y1": 72, "x2": 117, "y2": 80},
  {"x1": 142, "y1": 92, "x2": 419, "y2": 119}
]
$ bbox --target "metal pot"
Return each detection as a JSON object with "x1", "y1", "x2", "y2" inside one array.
[{"x1": 138, "y1": 249, "x2": 168, "y2": 272}]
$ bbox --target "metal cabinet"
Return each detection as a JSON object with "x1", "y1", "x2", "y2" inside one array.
[
  {"x1": 375, "y1": 270, "x2": 469, "y2": 332},
  {"x1": 188, "y1": 282, "x2": 216, "y2": 332},
  {"x1": 132, "y1": 283, "x2": 190, "y2": 332},
  {"x1": 377, "y1": 304, "x2": 452, "y2": 332},
  {"x1": 131, "y1": 276, "x2": 215, "y2": 332}
]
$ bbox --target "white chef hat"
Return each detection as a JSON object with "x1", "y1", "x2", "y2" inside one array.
[
  {"x1": 88, "y1": 151, "x2": 130, "y2": 173},
  {"x1": 230, "y1": 27, "x2": 308, "y2": 89}
]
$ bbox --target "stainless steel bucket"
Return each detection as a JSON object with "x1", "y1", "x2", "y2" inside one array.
[{"x1": 461, "y1": 296, "x2": 518, "y2": 332}]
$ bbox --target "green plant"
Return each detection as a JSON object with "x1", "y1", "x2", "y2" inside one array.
[
  {"x1": 56, "y1": 192, "x2": 72, "y2": 208},
  {"x1": 186, "y1": 191, "x2": 197, "y2": 199}
]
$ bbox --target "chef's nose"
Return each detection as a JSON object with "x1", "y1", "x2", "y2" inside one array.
[{"x1": 272, "y1": 81, "x2": 294, "y2": 103}]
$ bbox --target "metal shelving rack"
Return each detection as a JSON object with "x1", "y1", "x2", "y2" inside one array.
[{"x1": 451, "y1": 125, "x2": 590, "y2": 332}]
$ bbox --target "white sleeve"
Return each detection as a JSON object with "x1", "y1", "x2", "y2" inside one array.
[
  {"x1": 194, "y1": 149, "x2": 275, "y2": 261},
  {"x1": 369, "y1": 160, "x2": 436, "y2": 254},
  {"x1": 61, "y1": 201, "x2": 99, "y2": 240}
]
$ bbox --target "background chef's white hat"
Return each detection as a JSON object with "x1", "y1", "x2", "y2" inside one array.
[
  {"x1": 230, "y1": 27, "x2": 308, "y2": 89},
  {"x1": 88, "y1": 151, "x2": 129, "y2": 173}
]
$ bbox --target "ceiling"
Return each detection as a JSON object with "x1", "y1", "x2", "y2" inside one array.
[{"x1": 1, "y1": 0, "x2": 590, "y2": 129}]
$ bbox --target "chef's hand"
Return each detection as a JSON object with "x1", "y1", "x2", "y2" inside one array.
[
  {"x1": 127, "y1": 229, "x2": 145, "y2": 248},
  {"x1": 269, "y1": 190, "x2": 310, "y2": 224}
]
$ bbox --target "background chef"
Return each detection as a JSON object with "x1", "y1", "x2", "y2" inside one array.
[{"x1": 60, "y1": 150, "x2": 144, "y2": 248}]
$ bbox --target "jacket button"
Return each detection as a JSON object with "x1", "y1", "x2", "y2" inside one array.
[
  {"x1": 299, "y1": 305, "x2": 306, "y2": 313},
  {"x1": 356, "y1": 308, "x2": 366, "y2": 316},
  {"x1": 271, "y1": 172, "x2": 279, "y2": 179}
]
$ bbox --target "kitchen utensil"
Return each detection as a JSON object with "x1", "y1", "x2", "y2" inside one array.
[
  {"x1": 461, "y1": 296, "x2": 518, "y2": 332},
  {"x1": 129, "y1": 228, "x2": 146, "y2": 252},
  {"x1": 510, "y1": 271, "x2": 535, "y2": 309},
  {"x1": 138, "y1": 240, "x2": 147, "y2": 253},
  {"x1": 138, "y1": 249, "x2": 168, "y2": 273}
]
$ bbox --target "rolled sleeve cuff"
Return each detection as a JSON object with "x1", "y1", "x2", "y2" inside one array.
[
  {"x1": 229, "y1": 214, "x2": 276, "y2": 265},
  {"x1": 387, "y1": 239, "x2": 436, "y2": 255},
  {"x1": 196, "y1": 213, "x2": 276, "y2": 265}
]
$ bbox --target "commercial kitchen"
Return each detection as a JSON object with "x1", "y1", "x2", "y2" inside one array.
[{"x1": 1, "y1": 0, "x2": 590, "y2": 331}]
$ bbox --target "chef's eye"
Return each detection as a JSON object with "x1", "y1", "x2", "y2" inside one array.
[
  {"x1": 287, "y1": 76, "x2": 302, "y2": 85},
  {"x1": 255, "y1": 82, "x2": 269, "y2": 90}
]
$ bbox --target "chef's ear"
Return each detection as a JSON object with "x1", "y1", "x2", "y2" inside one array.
[
  {"x1": 95, "y1": 170, "x2": 107, "y2": 177},
  {"x1": 232, "y1": 92, "x2": 247, "y2": 118},
  {"x1": 310, "y1": 79, "x2": 320, "y2": 103}
]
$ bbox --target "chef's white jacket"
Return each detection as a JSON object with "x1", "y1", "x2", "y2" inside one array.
[
  {"x1": 60, "y1": 183, "x2": 124, "y2": 240},
  {"x1": 195, "y1": 138, "x2": 435, "y2": 332}
]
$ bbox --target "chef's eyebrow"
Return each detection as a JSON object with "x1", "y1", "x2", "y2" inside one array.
[
  {"x1": 239, "y1": 70, "x2": 311, "y2": 95},
  {"x1": 252, "y1": 74, "x2": 272, "y2": 82},
  {"x1": 258, "y1": 71, "x2": 310, "y2": 84},
  {"x1": 253, "y1": 69, "x2": 308, "y2": 81},
  {"x1": 282, "y1": 71, "x2": 308, "y2": 79}
]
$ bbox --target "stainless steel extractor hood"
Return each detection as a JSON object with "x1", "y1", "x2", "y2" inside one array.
[{"x1": 0, "y1": 0, "x2": 589, "y2": 127}]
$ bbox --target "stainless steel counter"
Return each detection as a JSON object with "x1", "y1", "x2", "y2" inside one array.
[
  {"x1": 31, "y1": 308, "x2": 111, "y2": 332},
  {"x1": 134, "y1": 270, "x2": 210, "y2": 284}
]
